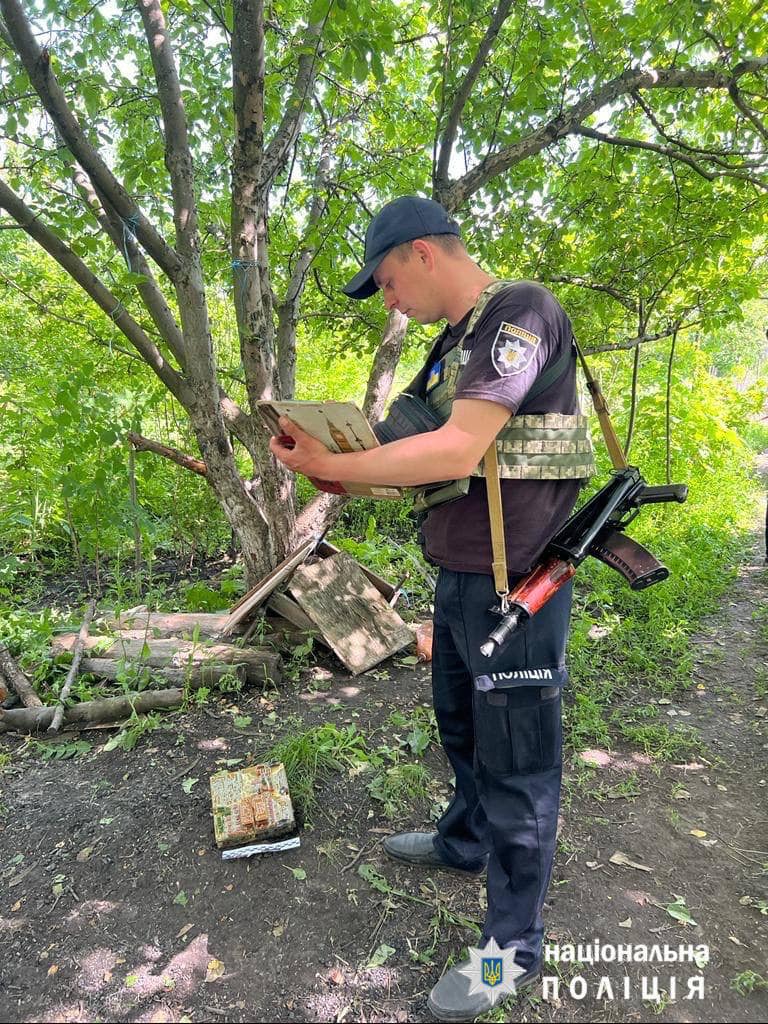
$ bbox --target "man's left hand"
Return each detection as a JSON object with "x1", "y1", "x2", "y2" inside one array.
[{"x1": 269, "y1": 416, "x2": 332, "y2": 477}]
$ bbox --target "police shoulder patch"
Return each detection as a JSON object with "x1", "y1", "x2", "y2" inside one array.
[{"x1": 491, "y1": 321, "x2": 540, "y2": 377}]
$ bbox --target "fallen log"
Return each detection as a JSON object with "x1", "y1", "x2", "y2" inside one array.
[
  {"x1": 52, "y1": 635, "x2": 281, "y2": 685},
  {"x1": 80, "y1": 657, "x2": 246, "y2": 688},
  {"x1": 0, "y1": 688, "x2": 184, "y2": 734},
  {"x1": 94, "y1": 610, "x2": 240, "y2": 639},
  {"x1": 0, "y1": 643, "x2": 43, "y2": 708},
  {"x1": 49, "y1": 599, "x2": 98, "y2": 733}
]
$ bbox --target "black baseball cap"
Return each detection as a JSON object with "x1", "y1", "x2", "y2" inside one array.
[{"x1": 342, "y1": 196, "x2": 460, "y2": 300}]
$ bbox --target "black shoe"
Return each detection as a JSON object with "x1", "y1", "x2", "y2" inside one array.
[
  {"x1": 427, "y1": 957, "x2": 542, "y2": 1021},
  {"x1": 383, "y1": 832, "x2": 486, "y2": 875}
]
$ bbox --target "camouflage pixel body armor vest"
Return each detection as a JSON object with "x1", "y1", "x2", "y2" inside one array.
[{"x1": 411, "y1": 281, "x2": 595, "y2": 513}]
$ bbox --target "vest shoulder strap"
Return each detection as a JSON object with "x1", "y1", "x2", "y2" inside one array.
[
  {"x1": 518, "y1": 339, "x2": 575, "y2": 411},
  {"x1": 462, "y1": 279, "x2": 515, "y2": 347}
]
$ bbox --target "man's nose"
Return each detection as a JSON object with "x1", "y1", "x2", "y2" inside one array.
[{"x1": 383, "y1": 291, "x2": 397, "y2": 311}]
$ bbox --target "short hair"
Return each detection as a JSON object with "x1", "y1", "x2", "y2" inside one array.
[{"x1": 391, "y1": 234, "x2": 466, "y2": 261}]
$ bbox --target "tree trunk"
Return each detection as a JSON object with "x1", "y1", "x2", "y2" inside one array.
[{"x1": 293, "y1": 310, "x2": 409, "y2": 539}]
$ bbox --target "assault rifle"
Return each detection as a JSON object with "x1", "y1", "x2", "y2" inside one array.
[{"x1": 480, "y1": 467, "x2": 688, "y2": 657}]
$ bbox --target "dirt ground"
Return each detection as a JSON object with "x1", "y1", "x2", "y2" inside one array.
[{"x1": 1, "y1": 534, "x2": 767, "y2": 1024}]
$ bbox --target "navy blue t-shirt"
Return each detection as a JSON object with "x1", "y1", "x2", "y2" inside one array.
[{"x1": 420, "y1": 281, "x2": 583, "y2": 575}]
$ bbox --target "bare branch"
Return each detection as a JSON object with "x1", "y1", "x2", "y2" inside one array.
[
  {"x1": 128, "y1": 431, "x2": 208, "y2": 476},
  {"x1": 0, "y1": 0, "x2": 181, "y2": 279},
  {"x1": 137, "y1": 0, "x2": 201, "y2": 261},
  {"x1": 218, "y1": 392, "x2": 257, "y2": 451},
  {"x1": 230, "y1": 0, "x2": 273, "y2": 406},
  {"x1": 434, "y1": 0, "x2": 515, "y2": 194},
  {"x1": 136, "y1": 0, "x2": 223, "y2": 412},
  {"x1": 728, "y1": 80, "x2": 768, "y2": 139},
  {"x1": 263, "y1": 18, "x2": 324, "y2": 189},
  {"x1": 665, "y1": 328, "x2": 678, "y2": 484},
  {"x1": 624, "y1": 301, "x2": 643, "y2": 455},
  {"x1": 71, "y1": 165, "x2": 188, "y2": 369},
  {"x1": 0, "y1": 176, "x2": 192, "y2": 406},
  {"x1": 443, "y1": 59, "x2": 768, "y2": 209},
  {"x1": 575, "y1": 124, "x2": 768, "y2": 189},
  {"x1": 198, "y1": 0, "x2": 231, "y2": 38},
  {"x1": 362, "y1": 309, "x2": 409, "y2": 421},
  {"x1": 583, "y1": 317, "x2": 703, "y2": 355},
  {"x1": 544, "y1": 273, "x2": 636, "y2": 311},
  {"x1": 630, "y1": 88, "x2": 761, "y2": 166},
  {"x1": 276, "y1": 146, "x2": 332, "y2": 397}
]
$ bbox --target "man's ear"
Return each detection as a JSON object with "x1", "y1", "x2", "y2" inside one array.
[{"x1": 411, "y1": 238, "x2": 435, "y2": 268}]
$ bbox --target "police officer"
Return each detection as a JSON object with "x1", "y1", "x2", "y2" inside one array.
[{"x1": 271, "y1": 196, "x2": 593, "y2": 1020}]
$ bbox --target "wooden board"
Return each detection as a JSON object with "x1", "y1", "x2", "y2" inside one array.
[
  {"x1": 288, "y1": 551, "x2": 413, "y2": 675},
  {"x1": 264, "y1": 592, "x2": 331, "y2": 649},
  {"x1": 52, "y1": 635, "x2": 281, "y2": 685},
  {"x1": 315, "y1": 540, "x2": 396, "y2": 600},
  {"x1": 266, "y1": 591, "x2": 318, "y2": 632},
  {"x1": 220, "y1": 536, "x2": 318, "y2": 634}
]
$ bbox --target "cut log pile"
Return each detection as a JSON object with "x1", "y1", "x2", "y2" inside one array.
[
  {"x1": 0, "y1": 538, "x2": 420, "y2": 736},
  {"x1": 0, "y1": 607, "x2": 281, "y2": 734}
]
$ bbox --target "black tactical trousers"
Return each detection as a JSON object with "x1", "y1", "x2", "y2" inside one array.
[{"x1": 430, "y1": 568, "x2": 572, "y2": 968}]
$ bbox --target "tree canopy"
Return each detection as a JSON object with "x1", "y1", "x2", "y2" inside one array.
[{"x1": 0, "y1": 0, "x2": 766, "y2": 579}]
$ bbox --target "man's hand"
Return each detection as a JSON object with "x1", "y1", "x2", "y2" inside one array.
[
  {"x1": 269, "y1": 416, "x2": 331, "y2": 475},
  {"x1": 269, "y1": 399, "x2": 512, "y2": 489}
]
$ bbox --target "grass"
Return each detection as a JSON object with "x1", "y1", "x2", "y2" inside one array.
[
  {"x1": 618, "y1": 722, "x2": 704, "y2": 760},
  {"x1": 262, "y1": 721, "x2": 369, "y2": 817},
  {"x1": 261, "y1": 707, "x2": 439, "y2": 821},
  {"x1": 365, "y1": 759, "x2": 431, "y2": 818},
  {"x1": 562, "y1": 476, "x2": 762, "y2": 759}
]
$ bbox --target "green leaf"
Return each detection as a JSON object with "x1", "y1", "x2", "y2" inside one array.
[
  {"x1": 367, "y1": 943, "x2": 395, "y2": 968},
  {"x1": 287, "y1": 867, "x2": 307, "y2": 880},
  {"x1": 358, "y1": 863, "x2": 389, "y2": 893},
  {"x1": 181, "y1": 777, "x2": 199, "y2": 794},
  {"x1": 665, "y1": 895, "x2": 697, "y2": 926},
  {"x1": 309, "y1": 0, "x2": 328, "y2": 22},
  {"x1": 173, "y1": 890, "x2": 189, "y2": 906}
]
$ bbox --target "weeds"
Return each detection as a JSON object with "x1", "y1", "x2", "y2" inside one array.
[
  {"x1": 103, "y1": 711, "x2": 166, "y2": 752},
  {"x1": 366, "y1": 760, "x2": 431, "y2": 818},
  {"x1": 731, "y1": 970, "x2": 768, "y2": 995},
  {"x1": 385, "y1": 705, "x2": 439, "y2": 755},
  {"x1": 27, "y1": 737, "x2": 93, "y2": 760},
  {"x1": 284, "y1": 636, "x2": 317, "y2": 682},
  {"x1": 260, "y1": 707, "x2": 438, "y2": 821},
  {"x1": 357, "y1": 864, "x2": 480, "y2": 966}
]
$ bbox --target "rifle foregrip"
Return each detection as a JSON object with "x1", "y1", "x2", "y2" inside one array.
[{"x1": 591, "y1": 529, "x2": 669, "y2": 590}]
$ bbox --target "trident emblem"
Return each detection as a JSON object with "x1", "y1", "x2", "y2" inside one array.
[{"x1": 482, "y1": 957, "x2": 503, "y2": 988}]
